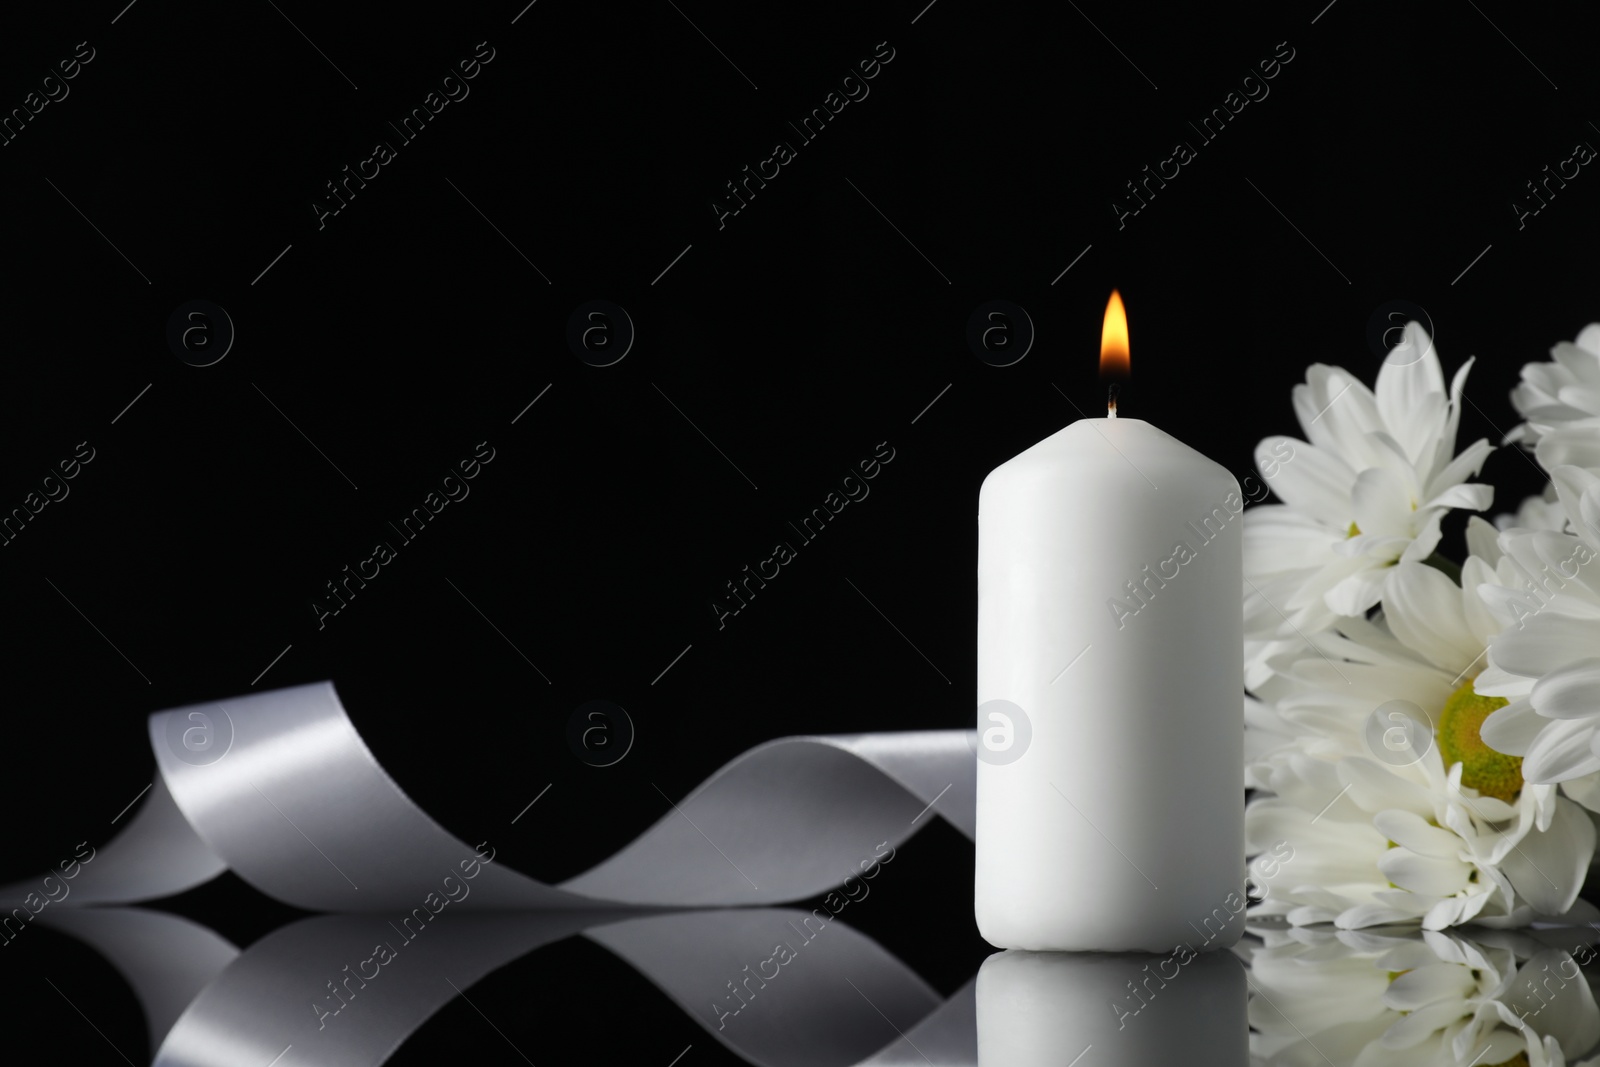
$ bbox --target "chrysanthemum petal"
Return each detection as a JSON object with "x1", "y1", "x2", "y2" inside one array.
[
  {"x1": 1325, "y1": 568, "x2": 1389, "y2": 617},
  {"x1": 1424, "y1": 438, "x2": 1494, "y2": 502},
  {"x1": 1501, "y1": 799, "x2": 1594, "y2": 914},
  {"x1": 1529, "y1": 658, "x2": 1600, "y2": 719},
  {"x1": 1372, "y1": 809, "x2": 1465, "y2": 859},
  {"x1": 1490, "y1": 616, "x2": 1600, "y2": 678},
  {"x1": 1296, "y1": 365, "x2": 1383, "y2": 463},
  {"x1": 1376, "y1": 322, "x2": 1445, "y2": 431},
  {"x1": 1381, "y1": 962, "x2": 1474, "y2": 1011},
  {"x1": 1384, "y1": 562, "x2": 1479, "y2": 671},
  {"x1": 1559, "y1": 770, "x2": 1600, "y2": 813},
  {"x1": 1339, "y1": 757, "x2": 1437, "y2": 818},
  {"x1": 1466, "y1": 516, "x2": 1503, "y2": 564},
  {"x1": 1244, "y1": 506, "x2": 1342, "y2": 575},
  {"x1": 1256, "y1": 436, "x2": 1357, "y2": 527},
  {"x1": 1399, "y1": 510, "x2": 1446, "y2": 563},
  {"x1": 1423, "y1": 483, "x2": 1493, "y2": 511},
  {"x1": 1522, "y1": 718, "x2": 1600, "y2": 783},
  {"x1": 1351, "y1": 466, "x2": 1414, "y2": 538},
  {"x1": 1376, "y1": 997, "x2": 1472, "y2": 1048},
  {"x1": 1537, "y1": 429, "x2": 1600, "y2": 475},
  {"x1": 1480, "y1": 699, "x2": 1544, "y2": 756},
  {"x1": 1377, "y1": 849, "x2": 1471, "y2": 897}
]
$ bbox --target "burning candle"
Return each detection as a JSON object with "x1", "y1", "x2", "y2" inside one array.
[{"x1": 974, "y1": 291, "x2": 1245, "y2": 952}]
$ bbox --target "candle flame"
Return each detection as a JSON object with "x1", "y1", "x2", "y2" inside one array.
[{"x1": 1100, "y1": 289, "x2": 1130, "y2": 379}]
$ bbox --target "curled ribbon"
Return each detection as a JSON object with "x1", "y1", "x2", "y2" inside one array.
[{"x1": 4, "y1": 681, "x2": 974, "y2": 912}]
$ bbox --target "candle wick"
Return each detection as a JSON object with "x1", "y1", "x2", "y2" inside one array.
[{"x1": 1107, "y1": 383, "x2": 1119, "y2": 419}]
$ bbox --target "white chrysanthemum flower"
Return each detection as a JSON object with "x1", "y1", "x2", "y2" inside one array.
[
  {"x1": 1244, "y1": 322, "x2": 1494, "y2": 686},
  {"x1": 1498, "y1": 483, "x2": 1570, "y2": 535},
  {"x1": 1246, "y1": 561, "x2": 1594, "y2": 930},
  {"x1": 1249, "y1": 745, "x2": 1592, "y2": 932},
  {"x1": 1479, "y1": 465, "x2": 1600, "y2": 809},
  {"x1": 1508, "y1": 324, "x2": 1600, "y2": 447},
  {"x1": 1246, "y1": 925, "x2": 1600, "y2": 1067}
]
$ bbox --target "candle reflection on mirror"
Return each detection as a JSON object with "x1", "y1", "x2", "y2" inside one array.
[{"x1": 976, "y1": 947, "x2": 1248, "y2": 1066}]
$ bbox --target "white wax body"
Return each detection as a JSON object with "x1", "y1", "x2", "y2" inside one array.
[{"x1": 975, "y1": 417, "x2": 1244, "y2": 952}]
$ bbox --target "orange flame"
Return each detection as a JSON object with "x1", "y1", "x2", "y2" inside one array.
[{"x1": 1100, "y1": 289, "x2": 1130, "y2": 378}]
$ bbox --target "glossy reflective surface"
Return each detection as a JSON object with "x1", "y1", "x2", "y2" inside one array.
[{"x1": 8, "y1": 894, "x2": 1600, "y2": 1066}]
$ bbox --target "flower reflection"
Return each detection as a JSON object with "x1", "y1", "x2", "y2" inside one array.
[{"x1": 1245, "y1": 923, "x2": 1600, "y2": 1066}]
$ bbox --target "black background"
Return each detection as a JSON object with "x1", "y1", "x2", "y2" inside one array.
[{"x1": 0, "y1": 0, "x2": 1597, "y2": 1062}]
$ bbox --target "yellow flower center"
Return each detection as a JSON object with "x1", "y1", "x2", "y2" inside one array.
[
  {"x1": 1347, "y1": 521, "x2": 1361, "y2": 538},
  {"x1": 1487, "y1": 1055, "x2": 1529, "y2": 1067},
  {"x1": 1437, "y1": 678, "x2": 1520, "y2": 803}
]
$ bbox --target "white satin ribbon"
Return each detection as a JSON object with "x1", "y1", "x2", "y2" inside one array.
[{"x1": 4, "y1": 680, "x2": 974, "y2": 912}]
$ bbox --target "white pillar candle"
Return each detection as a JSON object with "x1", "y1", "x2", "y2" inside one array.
[{"x1": 974, "y1": 293, "x2": 1245, "y2": 952}]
